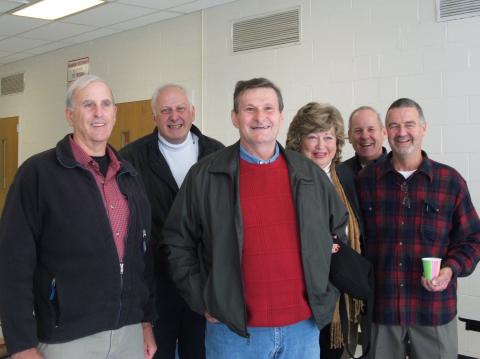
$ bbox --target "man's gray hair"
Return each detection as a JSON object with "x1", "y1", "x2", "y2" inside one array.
[
  {"x1": 66, "y1": 75, "x2": 114, "y2": 110},
  {"x1": 151, "y1": 84, "x2": 193, "y2": 116},
  {"x1": 386, "y1": 98, "x2": 426, "y2": 124},
  {"x1": 348, "y1": 105, "x2": 383, "y2": 133}
]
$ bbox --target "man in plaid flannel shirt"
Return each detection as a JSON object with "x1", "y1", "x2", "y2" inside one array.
[{"x1": 356, "y1": 98, "x2": 480, "y2": 359}]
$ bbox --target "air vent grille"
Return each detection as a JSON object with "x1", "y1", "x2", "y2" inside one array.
[
  {"x1": 232, "y1": 8, "x2": 300, "y2": 53},
  {"x1": 436, "y1": 0, "x2": 480, "y2": 21},
  {"x1": 1, "y1": 73, "x2": 24, "y2": 96}
]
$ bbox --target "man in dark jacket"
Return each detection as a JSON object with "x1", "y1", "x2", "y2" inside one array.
[
  {"x1": 162, "y1": 78, "x2": 348, "y2": 358},
  {"x1": 344, "y1": 106, "x2": 387, "y2": 174},
  {"x1": 121, "y1": 84, "x2": 223, "y2": 359},
  {"x1": 0, "y1": 75, "x2": 156, "y2": 359}
]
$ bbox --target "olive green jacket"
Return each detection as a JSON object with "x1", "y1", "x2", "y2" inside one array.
[{"x1": 162, "y1": 142, "x2": 348, "y2": 337}]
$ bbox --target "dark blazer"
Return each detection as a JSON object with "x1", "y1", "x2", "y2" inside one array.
[
  {"x1": 336, "y1": 162, "x2": 365, "y2": 247},
  {"x1": 343, "y1": 147, "x2": 388, "y2": 175},
  {"x1": 120, "y1": 125, "x2": 224, "y2": 311}
]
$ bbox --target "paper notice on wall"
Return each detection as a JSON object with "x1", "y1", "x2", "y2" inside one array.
[{"x1": 67, "y1": 57, "x2": 90, "y2": 86}]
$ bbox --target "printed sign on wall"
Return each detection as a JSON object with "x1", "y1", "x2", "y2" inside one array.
[{"x1": 67, "y1": 57, "x2": 90, "y2": 86}]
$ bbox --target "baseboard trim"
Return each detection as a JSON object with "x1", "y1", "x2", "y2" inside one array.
[{"x1": 458, "y1": 355, "x2": 477, "y2": 359}]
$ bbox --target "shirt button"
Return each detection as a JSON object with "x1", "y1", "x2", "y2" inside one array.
[
  {"x1": 116, "y1": 232, "x2": 120, "y2": 236},
  {"x1": 399, "y1": 262, "x2": 403, "y2": 266},
  {"x1": 400, "y1": 283, "x2": 404, "y2": 287},
  {"x1": 110, "y1": 204, "x2": 115, "y2": 209},
  {"x1": 399, "y1": 242, "x2": 403, "y2": 246}
]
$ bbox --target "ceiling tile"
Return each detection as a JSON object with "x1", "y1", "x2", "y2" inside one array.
[
  {"x1": 171, "y1": 0, "x2": 235, "y2": 13},
  {"x1": 0, "y1": 51, "x2": 34, "y2": 64},
  {"x1": 0, "y1": 14, "x2": 49, "y2": 36},
  {"x1": 0, "y1": 48, "x2": 12, "y2": 57},
  {"x1": 62, "y1": 3, "x2": 157, "y2": 27},
  {"x1": 116, "y1": 0, "x2": 192, "y2": 10},
  {"x1": 109, "y1": 10, "x2": 180, "y2": 30},
  {"x1": 0, "y1": 1, "x2": 21, "y2": 14},
  {"x1": 62, "y1": 27, "x2": 121, "y2": 44},
  {"x1": 20, "y1": 22, "x2": 95, "y2": 41},
  {"x1": 24, "y1": 41, "x2": 72, "y2": 55},
  {"x1": 0, "y1": 36, "x2": 49, "y2": 52}
]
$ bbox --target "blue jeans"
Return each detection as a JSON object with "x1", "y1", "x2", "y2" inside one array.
[{"x1": 205, "y1": 318, "x2": 320, "y2": 359}]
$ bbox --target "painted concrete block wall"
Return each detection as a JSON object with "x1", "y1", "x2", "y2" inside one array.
[
  {"x1": 1, "y1": 0, "x2": 480, "y2": 356},
  {"x1": 202, "y1": 0, "x2": 480, "y2": 357},
  {"x1": 0, "y1": 12, "x2": 202, "y2": 162}
]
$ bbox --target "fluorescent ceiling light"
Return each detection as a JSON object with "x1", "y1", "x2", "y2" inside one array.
[{"x1": 12, "y1": 0, "x2": 104, "y2": 20}]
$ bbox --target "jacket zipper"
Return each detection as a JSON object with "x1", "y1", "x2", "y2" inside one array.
[
  {"x1": 142, "y1": 229, "x2": 147, "y2": 253},
  {"x1": 116, "y1": 262, "x2": 124, "y2": 325},
  {"x1": 49, "y1": 278, "x2": 60, "y2": 327},
  {"x1": 116, "y1": 170, "x2": 128, "y2": 326}
]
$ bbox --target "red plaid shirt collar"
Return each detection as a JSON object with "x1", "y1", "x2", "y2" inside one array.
[
  {"x1": 377, "y1": 150, "x2": 433, "y2": 183},
  {"x1": 69, "y1": 135, "x2": 122, "y2": 176}
]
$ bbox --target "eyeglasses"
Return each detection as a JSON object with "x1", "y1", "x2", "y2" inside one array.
[{"x1": 401, "y1": 182, "x2": 411, "y2": 208}]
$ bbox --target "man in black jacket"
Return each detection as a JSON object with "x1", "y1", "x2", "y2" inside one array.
[
  {"x1": 344, "y1": 106, "x2": 387, "y2": 174},
  {"x1": 0, "y1": 75, "x2": 156, "y2": 359},
  {"x1": 121, "y1": 84, "x2": 223, "y2": 359}
]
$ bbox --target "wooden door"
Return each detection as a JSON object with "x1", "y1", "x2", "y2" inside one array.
[
  {"x1": 0, "y1": 116, "x2": 19, "y2": 214},
  {"x1": 109, "y1": 99, "x2": 154, "y2": 150}
]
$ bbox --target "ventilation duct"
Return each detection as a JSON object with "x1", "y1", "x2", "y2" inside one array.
[
  {"x1": 1, "y1": 73, "x2": 25, "y2": 96},
  {"x1": 436, "y1": 0, "x2": 480, "y2": 21},
  {"x1": 232, "y1": 7, "x2": 300, "y2": 53}
]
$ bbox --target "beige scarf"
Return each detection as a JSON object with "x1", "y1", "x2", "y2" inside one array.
[{"x1": 329, "y1": 164, "x2": 364, "y2": 349}]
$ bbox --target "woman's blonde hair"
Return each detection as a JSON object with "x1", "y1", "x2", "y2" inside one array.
[{"x1": 286, "y1": 102, "x2": 345, "y2": 163}]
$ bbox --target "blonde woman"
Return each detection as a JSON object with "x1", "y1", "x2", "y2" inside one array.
[{"x1": 286, "y1": 102, "x2": 364, "y2": 359}]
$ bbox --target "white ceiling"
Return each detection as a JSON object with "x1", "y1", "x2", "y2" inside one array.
[{"x1": 0, "y1": 0, "x2": 236, "y2": 65}]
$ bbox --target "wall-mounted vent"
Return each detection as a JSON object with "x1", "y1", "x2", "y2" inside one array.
[
  {"x1": 436, "y1": 0, "x2": 480, "y2": 21},
  {"x1": 1, "y1": 73, "x2": 24, "y2": 96},
  {"x1": 232, "y1": 7, "x2": 300, "y2": 53}
]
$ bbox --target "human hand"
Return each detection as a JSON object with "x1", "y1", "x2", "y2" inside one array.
[
  {"x1": 421, "y1": 267, "x2": 453, "y2": 292},
  {"x1": 11, "y1": 348, "x2": 45, "y2": 359},
  {"x1": 332, "y1": 243, "x2": 340, "y2": 253},
  {"x1": 142, "y1": 322, "x2": 157, "y2": 359},
  {"x1": 205, "y1": 311, "x2": 219, "y2": 323}
]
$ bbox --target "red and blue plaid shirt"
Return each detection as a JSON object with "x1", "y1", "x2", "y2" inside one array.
[{"x1": 356, "y1": 151, "x2": 480, "y2": 326}]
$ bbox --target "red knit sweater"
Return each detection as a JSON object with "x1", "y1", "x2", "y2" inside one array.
[{"x1": 239, "y1": 156, "x2": 312, "y2": 327}]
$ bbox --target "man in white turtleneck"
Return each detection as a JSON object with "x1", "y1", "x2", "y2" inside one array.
[{"x1": 120, "y1": 84, "x2": 223, "y2": 359}]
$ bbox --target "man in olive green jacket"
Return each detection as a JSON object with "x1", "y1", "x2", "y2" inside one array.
[{"x1": 162, "y1": 78, "x2": 348, "y2": 359}]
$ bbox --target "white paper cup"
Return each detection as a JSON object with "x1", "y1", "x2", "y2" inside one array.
[{"x1": 422, "y1": 257, "x2": 442, "y2": 280}]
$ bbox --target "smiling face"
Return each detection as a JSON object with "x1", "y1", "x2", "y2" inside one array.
[
  {"x1": 301, "y1": 127, "x2": 337, "y2": 169},
  {"x1": 348, "y1": 108, "x2": 386, "y2": 164},
  {"x1": 153, "y1": 87, "x2": 195, "y2": 144},
  {"x1": 65, "y1": 80, "x2": 116, "y2": 156},
  {"x1": 386, "y1": 106, "x2": 426, "y2": 161},
  {"x1": 231, "y1": 87, "x2": 284, "y2": 159}
]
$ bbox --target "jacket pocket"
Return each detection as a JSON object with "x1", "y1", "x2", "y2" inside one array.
[{"x1": 421, "y1": 199, "x2": 446, "y2": 243}]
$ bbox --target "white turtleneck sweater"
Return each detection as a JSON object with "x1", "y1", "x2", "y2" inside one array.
[{"x1": 158, "y1": 131, "x2": 199, "y2": 188}]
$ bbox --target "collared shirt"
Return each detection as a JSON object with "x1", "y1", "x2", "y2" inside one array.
[
  {"x1": 69, "y1": 136, "x2": 130, "y2": 261},
  {"x1": 239, "y1": 143, "x2": 280, "y2": 164},
  {"x1": 356, "y1": 151, "x2": 480, "y2": 326}
]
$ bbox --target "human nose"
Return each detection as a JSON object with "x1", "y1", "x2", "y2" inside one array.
[
  {"x1": 397, "y1": 124, "x2": 408, "y2": 135},
  {"x1": 93, "y1": 104, "x2": 104, "y2": 117}
]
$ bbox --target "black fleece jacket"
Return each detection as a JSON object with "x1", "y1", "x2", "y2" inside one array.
[{"x1": 0, "y1": 135, "x2": 154, "y2": 355}]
